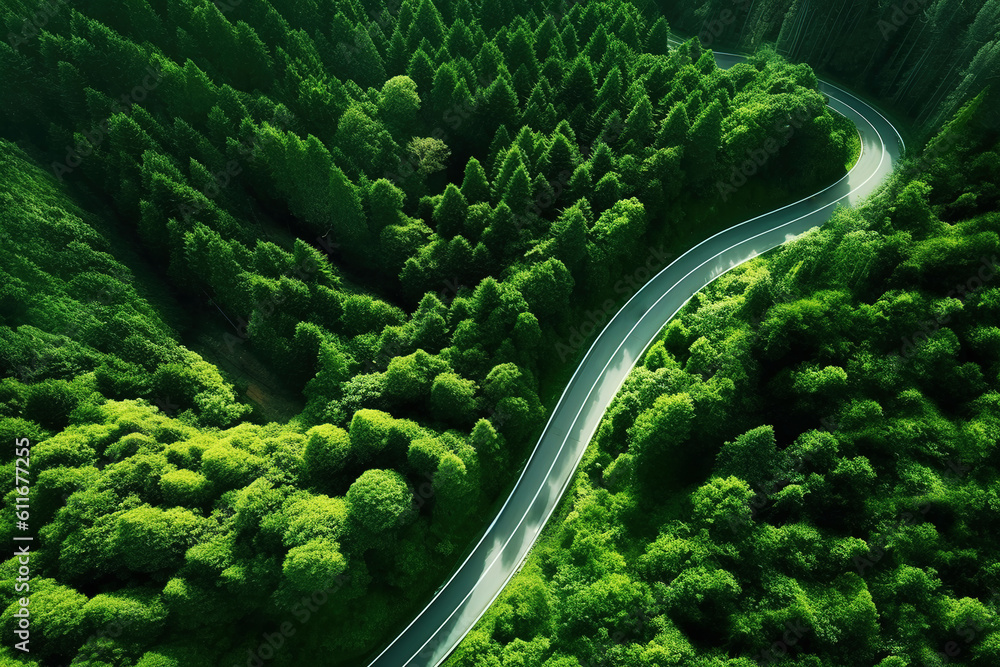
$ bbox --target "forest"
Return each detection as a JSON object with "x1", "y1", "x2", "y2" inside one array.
[
  {"x1": 0, "y1": 0, "x2": 995, "y2": 665},
  {"x1": 449, "y1": 81, "x2": 1000, "y2": 667},
  {"x1": 657, "y1": 0, "x2": 1000, "y2": 133}
]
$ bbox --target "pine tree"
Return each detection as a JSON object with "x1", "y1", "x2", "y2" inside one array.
[
  {"x1": 506, "y1": 26, "x2": 539, "y2": 78},
  {"x1": 655, "y1": 103, "x2": 689, "y2": 149},
  {"x1": 646, "y1": 16, "x2": 671, "y2": 55},
  {"x1": 559, "y1": 22, "x2": 580, "y2": 60},
  {"x1": 513, "y1": 126, "x2": 541, "y2": 170},
  {"x1": 367, "y1": 178, "x2": 407, "y2": 236},
  {"x1": 386, "y1": 28, "x2": 409, "y2": 76},
  {"x1": 446, "y1": 235, "x2": 475, "y2": 284},
  {"x1": 406, "y1": 47, "x2": 436, "y2": 94},
  {"x1": 597, "y1": 66, "x2": 624, "y2": 112},
  {"x1": 329, "y1": 165, "x2": 370, "y2": 259},
  {"x1": 191, "y1": 5, "x2": 239, "y2": 70},
  {"x1": 482, "y1": 202, "x2": 519, "y2": 261},
  {"x1": 684, "y1": 100, "x2": 723, "y2": 185},
  {"x1": 539, "y1": 133, "x2": 581, "y2": 181},
  {"x1": 592, "y1": 172, "x2": 623, "y2": 212},
  {"x1": 534, "y1": 16, "x2": 562, "y2": 62},
  {"x1": 583, "y1": 29, "x2": 609, "y2": 64},
  {"x1": 347, "y1": 27, "x2": 387, "y2": 90},
  {"x1": 565, "y1": 162, "x2": 593, "y2": 204},
  {"x1": 487, "y1": 125, "x2": 512, "y2": 180},
  {"x1": 445, "y1": 20, "x2": 476, "y2": 60},
  {"x1": 494, "y1": 147, "x2": 528, "y2": 199},
  {"x1": 590, "y1": 141, "x2": 616, "y2": 181},
  {"x1": 474, "y1": 41, "x2": 506, "y2": 83},
  {"x1": 622, "y1": 94, "x2": 655, "y2": 149},
  {"x1": 620, "y1": 14, "x2": 642, "y2": 50},
  {"x1": 407, "y1": 0, "x2": 447, "y2": 52},
  {"x1": 541, "y1": 57, "x2": 565, "y2": 92},
  {"x1": 560, "y1": 57, "x2": 597, "y2": 112},
  {"x1": 233, "y1": 21, "x2": 274, "y2": 91},
  {"x1": 461, "y1": 157, "x2": 491, "y2": 204},
  {"x1": 503, "y1": 164, "x2": 533, "y2": 222},
  {"x1": 429, "y1": 62, "x2": 460, "y2": 120},
  {"x1": 434, "y1": 184, "x2": 469, "y2": 239},
  {"x1": 178, "y1": 59, "x2": 218, "y2": 121},
  {"x1": 512, "y1": 64, "x2": 533, "y2": 104},
  {"x1": 485, "y1": 76, "x2": 520, "y2": 137}
]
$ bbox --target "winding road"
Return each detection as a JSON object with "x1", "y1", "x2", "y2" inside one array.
[{"x1": 366, "y1": 48, "x2": 905, "y2": 667}]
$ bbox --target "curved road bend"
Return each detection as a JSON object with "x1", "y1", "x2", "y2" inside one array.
[{"x1": 366, "y1": 50, "x2": 904, "y2": 667}]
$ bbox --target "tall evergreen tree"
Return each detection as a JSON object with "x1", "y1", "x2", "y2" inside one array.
[
  {"x1": 407, "y1": 0, "x2": 447, "y2": 52},
  {"x1": 406, "y1": 47, "x2": 436, "y2": 94},
  {"x1": 684, "y1": 100, "x2": 723, "y2": 185},
  {"x1": 484, "y1": 76, "x2": 520, "y2": 138},
  {"x1": 487, "y1": 125, "x2": 512, "y2": 180},
  {"x1": 655, "y1": 103, "x2": 690, "y2": 149},
  {"x1": 433, "y1": 184, "x2": 469, "y2": 239},
  {"x1": 621, "y1": 94, "x2": 655, "y2": 150},
  {"x1": 445, "y1": 21, "x2": 476, "y2": 60},
  {"x1": 560, "y1": 57, "x2": 597, "y2": 112},
  {"x1": 461, "y1": 157, "x2": 492, "y2": 204}
]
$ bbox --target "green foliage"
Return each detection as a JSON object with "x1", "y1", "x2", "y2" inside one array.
[
  {"x1": 407, "y1": 136, "x2": 452, "y2": 175},
  {"x1": 451, "y1": 102, "x2": 1000, "y2": 667},
  {"x1": 346, "y1": 469, "x2": 415, "y2": 535},
  {"x1": 0, "y1": 0, "x2": 924, "y2": 663}
]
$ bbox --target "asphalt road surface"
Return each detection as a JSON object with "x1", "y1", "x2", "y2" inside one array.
[{"x1": 366, "y1": 48, "x2": 904, "y2": 667}]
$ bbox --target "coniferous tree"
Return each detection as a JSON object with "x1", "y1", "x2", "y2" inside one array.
[
  {"x1": 461, "y1": 157, "x2": 491, "y2": 204},
  {"x1": 621, "y1": 93, "x2": 655, "y2": 150},
  {"x1": 407, "y1": 0, "x2": 447, "y2": 52},
  {"x1": 445, "y1": 20, "x2": 477, "y2": 60},
  {"x1": 484, "y1": 77, "x2": 520, "y2": 135},
  {"x1": 406, "y1": 47, "x2": 436, "y2": 94},
  {"x1": 434, "y1": 184, "x2": 470, "y2": 239},
  {"x1": 386, "y1": 28, "x2": 410, "y2": 76},
  {"x1": 487, "y1": 125, "x2": 512, "y2": 180},
  {"x1": 560, "y1": 56, "x2": 597, "y2": 112},
  {"x1": 655, "y1": 103, "x2": 690, "y2": 149},
  {"x1": 430, "y1": 62, "x2": 460, "y2": 119},
  {"x1": 684, "y1": 100, "x2": 724, "y2": 185}
]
